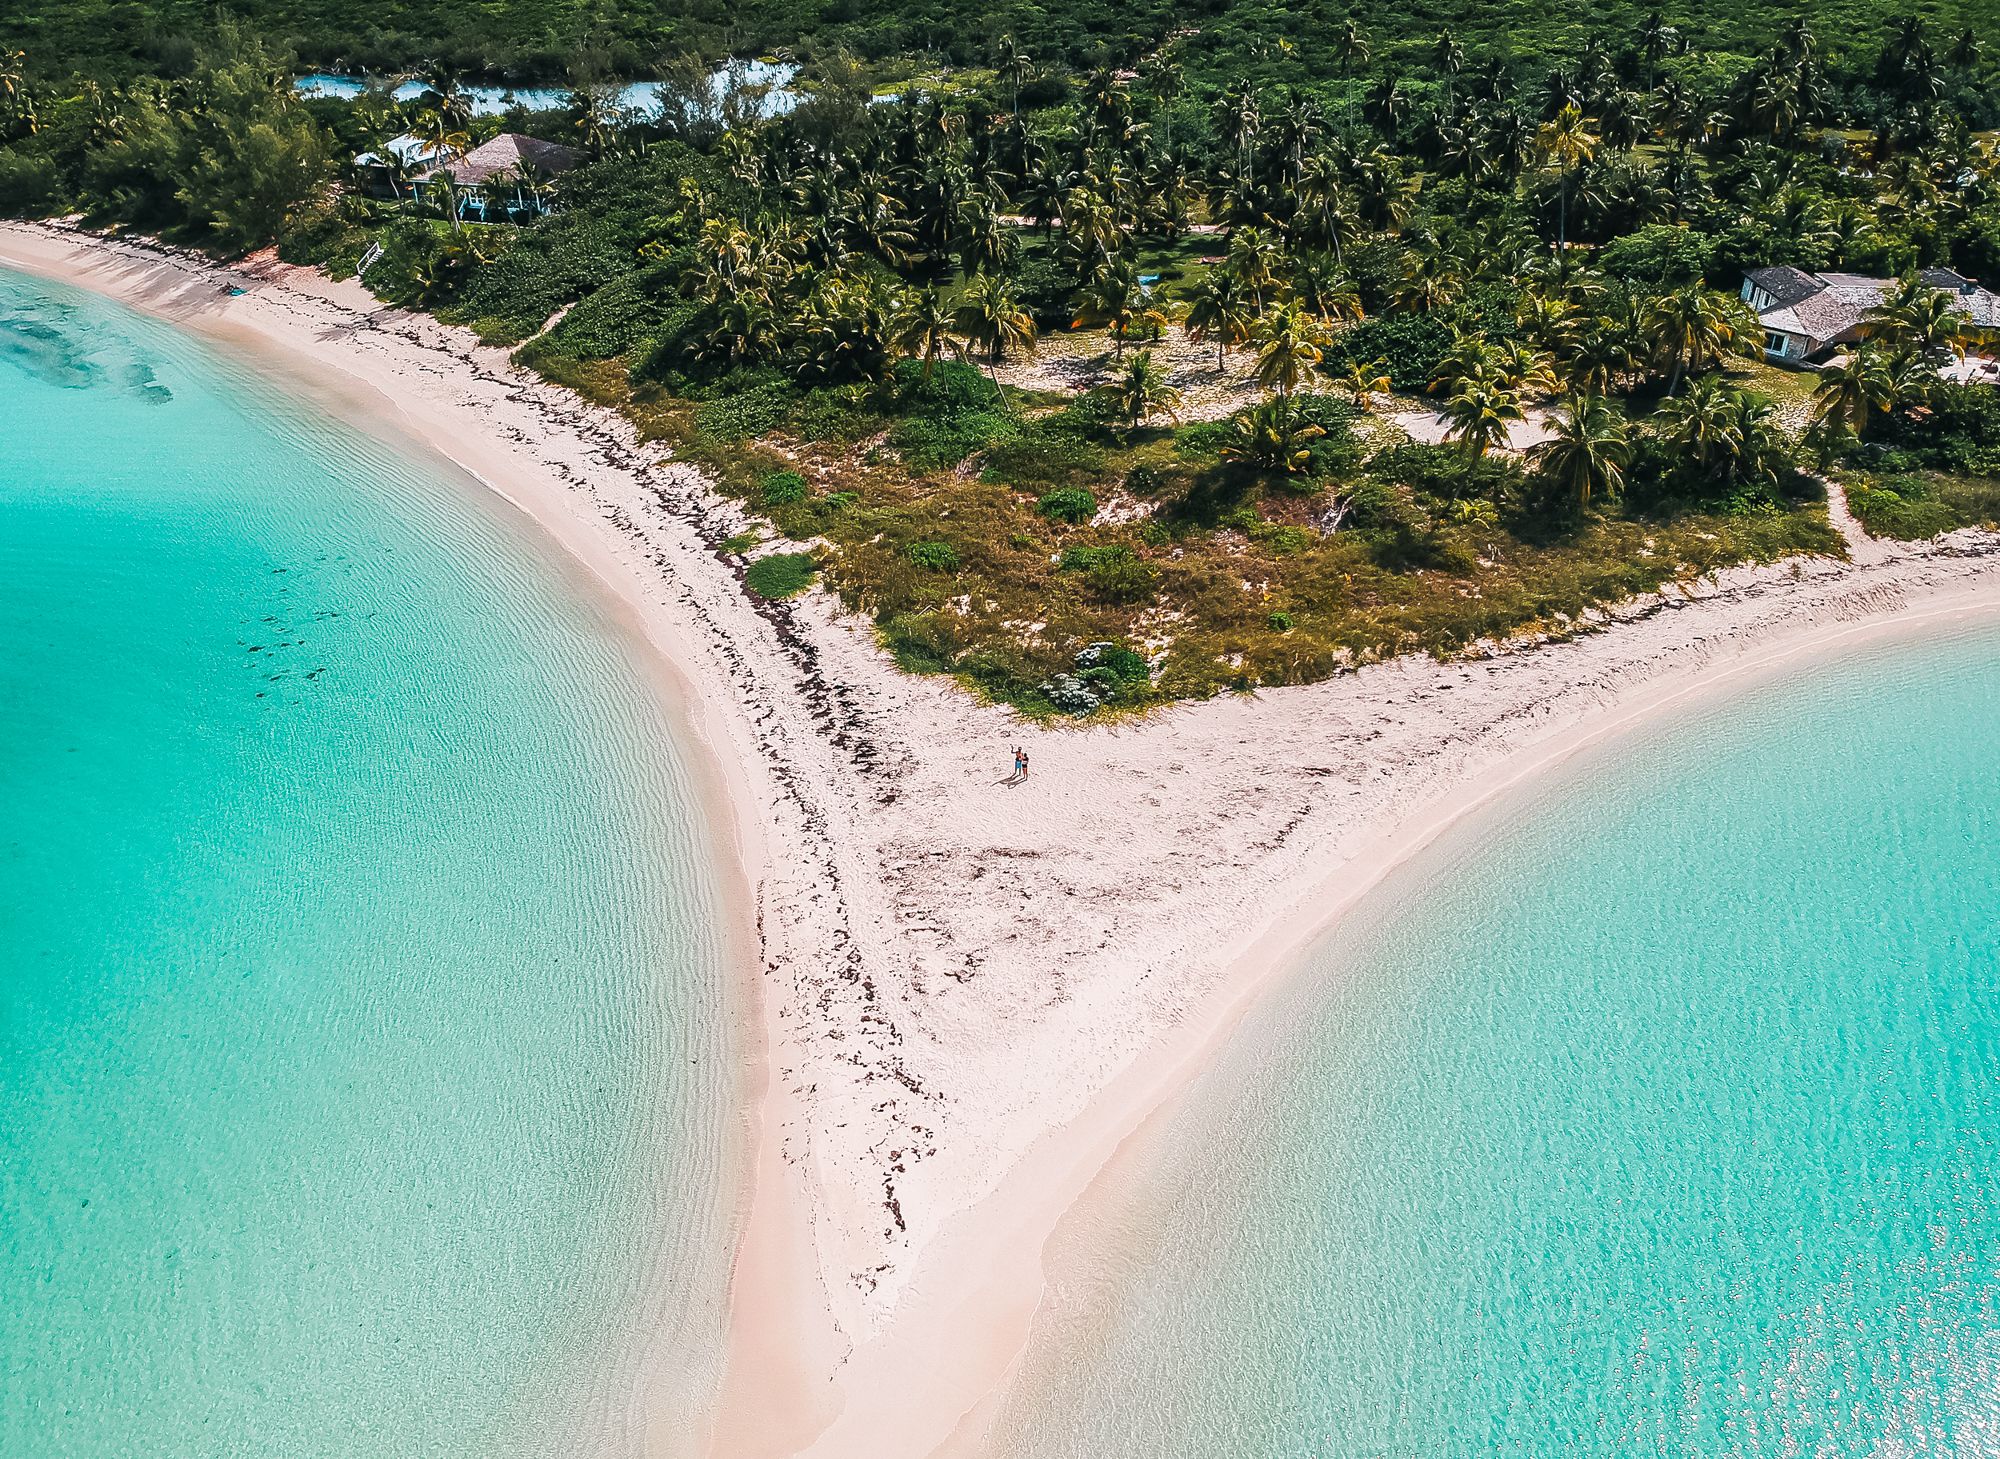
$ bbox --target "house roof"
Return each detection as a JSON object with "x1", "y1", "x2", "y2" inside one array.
[
  {"x1": 1920, "y1": 266, "x2": 1979, "y2": 294},
  {"x1": 1749, "y1": 266, "x2": 2000, "y2": 345},
  {"x1": 1745, "y1": 265, "x2": 1824, "y2": 307},
  {"x1": 426, "y1": 133, "x2": 583, "y2": 186},
  {"x1": 1787, "y1": 290, "x2": 1871, "y2": 343},
  {"x1": 355, "y1": 132, "x2": 451, "y2": 169}
]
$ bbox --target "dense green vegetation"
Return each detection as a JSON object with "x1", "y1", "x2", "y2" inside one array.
[
  {"x1": 5, "y1": 0, "x2": 1998, "y2": 102},
  {"x1": 4, "y1": 7, "x2": 1998, "y2": 713}
]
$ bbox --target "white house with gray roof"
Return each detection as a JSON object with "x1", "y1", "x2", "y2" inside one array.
[{"x1": 1743, "y1": 266, "x2": 2000, "y2": 363}]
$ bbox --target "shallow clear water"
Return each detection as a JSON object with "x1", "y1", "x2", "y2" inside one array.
[
  {"x1": 0, "y1": 270, "x2": 739, "y2": 1458},
  {"x1": 998, "y1": 624, "x2": 2000, "y2": 1458}
]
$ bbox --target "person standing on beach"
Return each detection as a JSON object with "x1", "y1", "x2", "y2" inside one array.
[{"x1": 1018, "y1": 747, "x2": 1030, "y2": 780}]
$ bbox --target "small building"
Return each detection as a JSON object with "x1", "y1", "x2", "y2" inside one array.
[
  {"x1": 352, "y1": 132, "x2": 456, "y2": 197},
  {"x1": 1743, "y1": 265, "x2": 2000, "y2": 364},
  {"x1": 417, "y1": 133, "x2": 585, "y2": 220}
]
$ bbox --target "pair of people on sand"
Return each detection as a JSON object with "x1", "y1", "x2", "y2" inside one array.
[{"x1": 1008, "y1": 746, "x2": 1030, "y2": 783}]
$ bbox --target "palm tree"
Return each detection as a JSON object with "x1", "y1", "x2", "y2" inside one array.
[
  {"x1": 1274, "y1": 92, "x2": 1322, "y2": 187},
  {"x1": 888, "y1": 288, "x2": 966, "y2": 382},
  {"x1": 1536, "y1": 103, "x2": 1597, "y2": 253},
  {"x1": 1656, "y1": 374, "x2": 1744, "y2": 474},
  {"x1": 1644, "y1": 286, "x2": 1754, "y2": 395},
  {"x1": 954, "y1": 195, "x2": 1011, "y2": 276},
  {"x1": 1289, "y1": 254, "x2": 1364, "y2": 324},
  {"x1": 1350, "y1": 148, "x2": 1419, "y2": 230},
  {"x1": 425, "y1": 172, "x2": 467, "y2": 231},
  {"x1": 415, "y1": 65, "x2": 472, "y2": 129},
  {"x1": 1863, "y1": 280, "x2": 1967, "y2": 366},
  {"x1": 698, "y1": 293, "x2": 780, "y2": 367},
  {"x1": 412, "y1": 105, "x2": 470, "y2": 167},
  {"x1": 1251, "y1": 300, "x2": 1335, "y2": 396},
  {"x1": 1395, "y1": 246, "x2": 1464, "y2": 314},
  {"x1": 1224, "y1": 226, "x2": 1283, "y2": 304},
  {"x1": 1334, "y1": 20, "x2": 1370, "y2": 132},
  {"x1": 1639, "y1": 10, "x2": 1675, "y2": 91},
  {"x1": 1335, "y1": 20, "x2": 1370, "y2": 79},
  {"x1": 1433, "y1": 29, "x2": 1466, "y2": 111},
  {"x1": 1331, "y1": 357, "x2": 1393, "y2": 413},
  {"x1": 1881, "y1": 15, "x2": 1933, "y2": 76},
  {"x1": 1440, "y1": 372, "x2": 1526, "y2": 457},
  {"x1": 1106, "y1": 350, "x2": 1184, "y2": 433},
  {"x1": 1184, "y1": 274, "x2": 1257, "y2": 370},
  {"x1": 952, "y1": 272, "x2": 1036, "y2": 389},
  {"x1": 1566, "y1": 324, "x2": 1638, "y2": 395},
  {"x1": 1532, "y1": 392, "x2": 1631, "y2": 507},
  {"x1": 365, "y1": 135, "x2": 423, "y2": 200},
  {"x1": 1366, "y1": 73, "x2": 1410, "y2": 136},
  {"x1": 1295, "y1": 156, "x2": 1362, "y2": 264},
  {"x1": 1221, "y1": 396, "x2": 1325, "y2": 475},
  {"x1": 0, "y1": 48, "x2": 27, "y2": 134},
  {"x1": 1811, "y1": 345, "x2": 1900, "y2": 437},
  {"x1": 1212, "y1": 80, "x2": 1260, "y2": 175},
  {"x1": 1072, "y1": 260, "x2": 1162, "y2": 357},
  {"x1": 997, "y1": 36, "x2": 1032, "y2": 115}
]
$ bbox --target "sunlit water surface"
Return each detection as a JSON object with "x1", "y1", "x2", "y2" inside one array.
[
  {"x1": 998, "y1": 621, "x2": 2000, "y2": 1458},
  {"x1": 0, "y1": 268, "x2": 740, "y2": 1459}
]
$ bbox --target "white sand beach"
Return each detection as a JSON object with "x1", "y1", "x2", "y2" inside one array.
[{"x1": 10, "y1": 218, "x2": 2000, "y2": 1458}]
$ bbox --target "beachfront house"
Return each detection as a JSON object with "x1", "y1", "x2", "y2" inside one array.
[
  {"x1": 416, "y1": 133, "x2": 584, "y2": 222},
  {"x1": 1742, "y1": 266, "x2": 2000, "y2": 364},
  {"x1": 352, "y1": 132, "x2": 455, "y2": 198}
]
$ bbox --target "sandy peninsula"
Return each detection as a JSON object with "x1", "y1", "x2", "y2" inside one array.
[{"x1": 8, "y1": 218, "x2": 2000, "y2": 1458}]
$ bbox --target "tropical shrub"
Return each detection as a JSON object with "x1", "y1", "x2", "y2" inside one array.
[
  {"x1": 1036, "y1": 487, "x2": 1099, "y2": 523},
  {"x1": 743, "y1": 551, "x2": 817, "y2": 599},
  {"x1": 760, "y1": 469, "x2": 809, "y2": 506},
  {"x1": 1598, "y1": 224, "x2": 1718, "y2": 288},
  {"x1": 889, "y1": 409, "x2": 1015, "y2": 469},
  {"x1": 1369, "y1": 442, "x2": 1526, "y2": 504},
  {"x1": 1322, "y1": 313, "x2": 1455, "y2": 390},
  {"x1": 547, "y1": 268, "x2": 683, "y2": 359}
]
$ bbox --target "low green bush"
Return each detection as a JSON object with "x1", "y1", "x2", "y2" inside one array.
[
  {"x1": 890, "y1": 358, "x2": 1002, "y2": 414},
  {"x1": 1036, "y1": 487, "x2": 1099, "y2": 523},
  {"x1": 1058, "y1": 545, "x2": 1156, "y2": 601},
  {"x1": 1322, "y1": 313, "x2": 1456, "y2": 391},
  {"x1": 446, "y1": 212, "x2": 633, "y2": 344},
  {"x1": 548, "y1": 268, "x2": 682, "y2": 360},
  {"x1": 744, "y1": 552, "x2": 817, "y2": 598},
  {"x1": 1846, "y1": 476, "x2": 1958, "y2": 540},
  {"x1": 889, "y1": 409, "x2": 1015, "y2": 470},
  {"x1": 0, "y1": 151, "x2": 59, "y2": 214},
  {"x1": 760, "y1": 470, "x2": 809, "y2": 506},
  {"x1": 1058, "y1": 544, "x2": 1134, "y2": 571},
  {"x1": 1173, "y1": 418, "x2": 1235, "y2": 461},
  {"x1": 1369, "y1": 442, "x2": 1526, "y2": 503},
  {"x1": 693, "y1": 383, "x2": 794, "y2": 443},
  {"x1": 907, "y1": 540, "x2": 961, "y2": 571}
]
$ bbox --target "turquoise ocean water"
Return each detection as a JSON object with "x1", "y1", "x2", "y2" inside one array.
[
  {"x1": 998, "y1": 622, "x2": 2000, "y2": 1458},
  {"x1": 0, "y1": 269, "x2": 739, "y2": 1458}
]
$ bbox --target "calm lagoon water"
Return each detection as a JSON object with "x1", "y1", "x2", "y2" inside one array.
[
  {"x1": 293, "y1": 62, "x2": 800, "y2": 118},
  {"x1": 998, "y1": 622, "x2": 2000, "y2": 1458},
  {"x1": 0, "y1": 269, "x2": 739, "y2": 1458}
]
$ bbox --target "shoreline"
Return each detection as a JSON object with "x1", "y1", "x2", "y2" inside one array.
[
  {"x1": 0, "y1": 224, "x2": 786, "y2": 1458},
  {"x1": 10, "y1": 220, "x2": 2000, "y2": 1457},
  {"x1": 939, "y1": 587, "x2": 2000, "y2": 1452}
]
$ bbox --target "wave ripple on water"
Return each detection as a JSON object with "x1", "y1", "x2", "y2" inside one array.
[{"x1": 0, "y1": 267, "x2": 739, "y2": 1459}]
